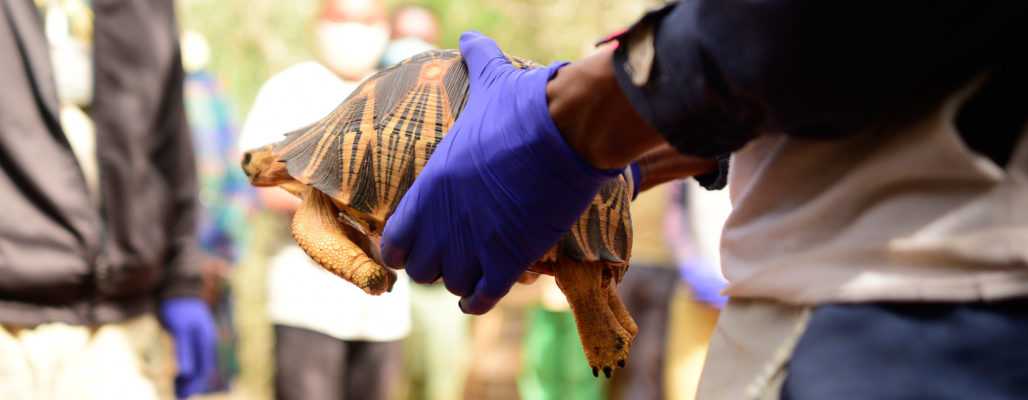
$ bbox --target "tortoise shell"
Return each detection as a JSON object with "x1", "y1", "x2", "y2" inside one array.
[{"x1": 270, "y1": 49, "x2": 632, "y2": 270}]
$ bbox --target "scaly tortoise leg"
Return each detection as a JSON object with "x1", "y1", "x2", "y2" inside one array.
[
  {"x1": 291, "y1": 187, "x2": 396, "y2": 295},
  {"x1": 608, "y1": 283, "x2": 639, "y2": 347},
  {"x1": 554, "y1": 261, "x2": 634, "y2": 378}
]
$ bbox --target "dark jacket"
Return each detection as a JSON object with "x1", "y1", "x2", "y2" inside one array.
[
  {"x1": 612, "y1": 1, "x2": 1028, "y2": 189},
  {"x1": 0, "y1": 0, "x2": 201, "y2": 325}
]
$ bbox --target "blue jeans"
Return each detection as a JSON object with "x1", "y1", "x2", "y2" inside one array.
[{"x1": 782, "y1": 298, "x2": 1028, "y2": 399}]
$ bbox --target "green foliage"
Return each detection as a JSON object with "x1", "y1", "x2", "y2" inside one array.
[
  {"x1": 179, "y1": 0, "x2": 661, "y2": 122},
  {"x1": 178, "y1": 0, "x2": 321, "y2": 120}
]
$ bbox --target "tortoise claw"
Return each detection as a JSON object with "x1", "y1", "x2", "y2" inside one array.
[{"x1": 554, "y1": 262, "x2": 636, "y2": 380}]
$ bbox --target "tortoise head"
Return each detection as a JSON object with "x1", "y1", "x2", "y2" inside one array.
[{"x1": 241, "y1": 145, "x2": 294, "y2": 187}]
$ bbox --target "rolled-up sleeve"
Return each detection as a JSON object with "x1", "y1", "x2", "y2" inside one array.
[{"x1": 611, "y1": 1, "x2": 1027, "y2": 189}]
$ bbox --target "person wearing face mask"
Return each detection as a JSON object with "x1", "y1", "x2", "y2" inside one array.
[
  {"x1": 237, "y1": 1, "x2": 408, "y2": 399},
  {"x1": 313, "y1": 0, "x2": 391, "y2": 82},
  {"x1": 379, "y1": 4, "x2": 438, "y2": 69}
]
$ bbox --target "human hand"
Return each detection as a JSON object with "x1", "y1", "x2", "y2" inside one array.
[
  {"x1": 679, "y1": 257, "x2": 728, "y2": 308},
  {"x1": 159, "y1": 297, "x2": 217, "y2": 399},
  {"x1": 380, "y1": 32, "x2": 622, "y2": 314}
]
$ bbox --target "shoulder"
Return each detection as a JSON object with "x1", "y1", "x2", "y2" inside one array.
[
  {"x1": 239, "y1": 62, "x2": 350, "y2": 150},
  {"x1": 256, "y1": 62, "x2": 343, "y2": 100}
]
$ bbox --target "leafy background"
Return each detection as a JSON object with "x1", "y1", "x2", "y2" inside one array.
[{"x1": 178, "y1": 0, "x2": 662, "y2": 121}]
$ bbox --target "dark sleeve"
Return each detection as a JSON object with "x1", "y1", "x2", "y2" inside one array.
[
  {"x1": 153, "y1": 8, "x2": 203, "y2": 299},
  {"x1": 612, "y1": 0, "x2": 1028, "y2": 188}
]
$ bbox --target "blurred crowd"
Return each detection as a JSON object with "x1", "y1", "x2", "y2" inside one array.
[{"x1": 0, "y1": 0, "x2": 729, "y2": 399}]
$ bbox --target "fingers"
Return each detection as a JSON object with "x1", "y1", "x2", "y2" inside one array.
[
  {"x1": 380, "y1": 239, "x2": 408, "y2": 270},
  {"x1": 403, "y1": 209, "x2": 443, "y2": 284},
  {"x1": 443, "y1": 259, "x2": 482, "y2": 298},
  {"x1": 193, "y1": 315, "x2": 217, "y2": 392},
  {"x1": 458, "y1": 271, "x2": 518, "y2": 315},
  {"x1": 458, "y1": 279, "x2": 501, "y2": 315},
  {"x1": 459, "y1": 31, "x2": 511, "y2": 83},
  {"x1": 381, "y1": 184, "x2": 422, "y2": 269},
  {"x1": 404, "y1": 249, "x2": 442, "y2": 284},
  {"x1": 172, "y1": 327, "x2": 198, "y2": 398},
  {"x1": 172, "y1": 329, "x2": 196, "y2": 380}
]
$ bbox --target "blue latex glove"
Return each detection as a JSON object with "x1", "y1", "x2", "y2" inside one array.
[
  {"x1": 679, "y1": 257, "x2": 729, "y2": 308},
  {"x1": 160, "y1": 298, "x2": 217, "y2": 399},
  {"x1": 381, "y1": 32, "x2": 622, "y2": 315}
]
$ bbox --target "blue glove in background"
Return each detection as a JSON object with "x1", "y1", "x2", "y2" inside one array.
[
  {"x1": 381, "y1": 31, "x2": 623, "y2": 315},
  {"x1": 160, "y1": 298, "x2": 217, "y2": 399},
  {"x1": 679, "y1": 257, "x2": 728, "y2": 308}
]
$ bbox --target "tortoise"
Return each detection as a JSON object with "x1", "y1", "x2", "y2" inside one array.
[{"x1": 241, "y1": 50, "x2": 636, "y2": 377}]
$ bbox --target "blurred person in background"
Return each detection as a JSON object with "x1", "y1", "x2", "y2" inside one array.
[
  {"x1": 662, "y1": 182, "x2": 729, "y2": 400},
  {"x1": 379, "y1": 4, "x2": 438, "y2": 68},
  {"x1": 181, "y1": 29, "x2": 256, "y2": 393},
  {"x1": 236, "y1": 0, "x2": 409, "y2": 399},
  {"x1": 378, "y1": 5, "x2": 472, "y2": 400},
  {"x1": 0, "y1": 0, "x2": 215, "y2": 399}
]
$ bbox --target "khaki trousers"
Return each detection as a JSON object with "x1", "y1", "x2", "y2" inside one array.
[{"x1": 0, "y1": 314, "x2": 175, "y2": 400}]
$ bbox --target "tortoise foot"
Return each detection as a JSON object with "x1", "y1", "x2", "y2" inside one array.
[
  {"x1": 349, "y1": 261, "x2": 397, "y2": 295},
  {"x1": 581, "y1": 317, "x2": 633, "y2": 379},
  {"x1": 609, "y1": 283, "x2": 639, "y2": 338},
  {"x1": 292, "y1": 187, "x2": 396, "y2": 295},
  {"x1": 554, "y1": 262, "x2": 635, "y2": 379}
]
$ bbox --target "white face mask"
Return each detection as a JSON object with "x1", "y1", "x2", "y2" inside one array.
[{"x1": 315, "y1": 21, "x2": 389, "y2": 81}]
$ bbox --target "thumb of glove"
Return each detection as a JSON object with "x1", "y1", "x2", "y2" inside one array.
[{"x1": 459, "y1": 31, "x2": 513, "y2": 86}]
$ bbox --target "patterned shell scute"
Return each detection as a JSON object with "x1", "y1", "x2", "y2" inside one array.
[
  {"x1": 271, "y1": 49, "x2": 631, "y2": 266},
  {"x1": 559, "y1": 177, "x2": 632, "y2": 264},
  {"x1": 274, "y1": 50, "x2": 469, "y2": 221}
]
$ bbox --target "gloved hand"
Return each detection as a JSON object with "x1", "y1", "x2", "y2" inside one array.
[
  {"x1": 159, "y1": 297, "x2": 217, "y2": 399},
  {"x1": 679, "y1": 257, "x2": 728, "y2": 308},
  {"x1": 381, "y1": 31, "x2": 622, "y2": 315}
]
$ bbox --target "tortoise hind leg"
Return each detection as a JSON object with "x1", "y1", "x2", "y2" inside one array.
[
  {"x1": 553, "y1": 261, "x2": 634, "y2": 378},
  {"x1": 292, "y1": 187, "x2": 396, "y2": 295},
  {"x1": 608, "y1": 283, "x2": 639, "y2": 342}
]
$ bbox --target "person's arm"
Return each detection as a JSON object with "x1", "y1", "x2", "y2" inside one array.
[
  {"x1": 382, "y1": 0, "x2": 1025, "y2": 314},
  {"x1": 633, "y1": 144, "x2": 720, "y2": 193},
  {"x1": 151, "y1": 9, "x2": 217, "y2": 398},
  {"x1": 554, "y1": 1, "x2": 1024, "y2": 187},
  {"x1": 546, "y1": 45, "x2": 665, "y2": 170},
  {"x1": 152, "y1": 27, "x2": 203, "y2": 301}
]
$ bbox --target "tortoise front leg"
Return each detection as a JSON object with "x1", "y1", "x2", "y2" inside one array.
[
  {"x1": 292, "y1": 187, "x2": 396, "y2": 295},
  {"x1": 553, "y1": 261, "x2": 634, "y2": 378}
]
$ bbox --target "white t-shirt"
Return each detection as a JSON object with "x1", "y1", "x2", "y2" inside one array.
[
  {"x1": 240, "y1": 61, "x2": 410, "y2": 341},
  {"x1": 720, "y1": 82, "x2": 1028, "y2": 304}
]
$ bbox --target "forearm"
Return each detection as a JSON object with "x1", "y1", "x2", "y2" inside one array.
[
  {"x1": 155, "y1": 17, "x2": 203, "y2": 298},
  {"x1": 635, "y1": 143, "x2": 716, "y2": 192},
  {"x1": 546, "y1": 46, "x2": 666, "y2": 170}
]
